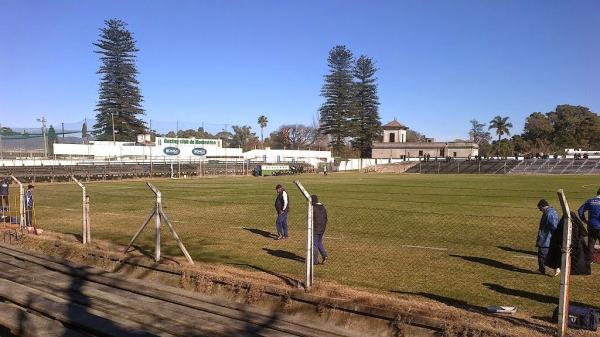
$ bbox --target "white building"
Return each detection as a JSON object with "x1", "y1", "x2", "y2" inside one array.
[{"x1": 49, "y1": 137, "x2": 332, "y2": 167}]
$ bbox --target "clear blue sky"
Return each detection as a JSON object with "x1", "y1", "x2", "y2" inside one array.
[{"x1": 1, "y1": 0, "x2": 599, "y2": 140}]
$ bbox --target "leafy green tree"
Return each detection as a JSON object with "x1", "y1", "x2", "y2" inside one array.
[
  {"x1": 468, "y1": 120, "x2": 491, "y2": 144},
  {"x1": 93, "y1": 19, "x2": 146, "y2": 141},
  {"x1": 548, "y1": 105, "x2": 600, "y2": 149},
  {"x1": 406, "y1": 129, "x2": 426, "y2": 142},
  {"x1": 319, "y1": 45, "x2": 355, "y2": 155},
  {"x1": 492, "y1": 139, "x2": 513, "y2": 158},
  {"x1": 523, "y1": 112, "x2": 554, "y2": 144},
  {"x1": 488, "y1": 116, "x2": 513, "y2": 141},
  {"x1": 257, "y1": 115, "x2": 268, "y2": 146},
  {"x1": 215, "y1": 130, "x2": 233, "y2": 148},
  {"x1": 231, "y1": 125, "x2": 259, "y2": 150},
  {"x1": 47, "y1": 125, "x2": 58, "y2": 155},
  {"x1": 351, "y1": 55, "x2": 381, "y2": 158}
]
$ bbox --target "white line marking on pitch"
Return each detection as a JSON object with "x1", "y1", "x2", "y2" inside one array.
[
  {"x1": 400, "y1": 245, "x2": 448, "y2": 251},
  {"x1": 324, "y1": 236, "x2": 343, "y2": 240},
  {"x1": 513, "y1": 255, "x2": 536, "y2": 259}
]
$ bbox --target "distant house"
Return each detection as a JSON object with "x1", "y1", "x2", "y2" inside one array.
[{"x1": 372, "y1": 119, "x2": 478, "y2": 159}]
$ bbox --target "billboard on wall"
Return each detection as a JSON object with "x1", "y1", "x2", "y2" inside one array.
[
  {"x1": 163, "y1": 147, "x2": 181, "y2": 155},
  {"x1": 192, "y1": 148, "x2": 207, "y2": 156}
]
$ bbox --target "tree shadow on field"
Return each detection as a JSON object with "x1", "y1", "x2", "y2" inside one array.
[
  {"x1": 391, "y1": 290, "x2": 486, "y2": 313},
  {"x1": 497, "y1": 246, "x2": 537, "y2": 256},
  {"x1": 449, "y1": 254, "x2": 537, "y2": 275},
  {"x1": 262, "y1": 248, "x2": 305, "y2": 263},
  {"x1": 391, "y1": 290, "x2": 555, "y2": 335},
  {"x1": 229, "y1": 263, "x2": 301, "y2": 288},
  {"x1": 243, "y1": 227, "x2": 276, "y2": 239},
  {"x1": 483, "y1": 283, "x2": 600, "y2": 311}
]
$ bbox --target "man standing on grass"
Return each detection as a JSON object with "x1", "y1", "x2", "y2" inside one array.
[
  {"x1": 312, "y1": 195, "x2": 328, "y2": 265},
  {"x1": 274, "y1": 184, "x2": 289, "y2": 240},
  {"x1": 0, "y1": 178, "x2": 9, "y2": 214},
  {"x1": 25, "y1": 184, "x2": 34, "y2": 226},
  {"x1": 578, "y1": 188, "x2": 600, "y2": 258},
  {"x1": 536, "y1": 199, "x2": 560, "y2": 276}
]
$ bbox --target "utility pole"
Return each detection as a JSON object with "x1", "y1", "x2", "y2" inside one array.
[
  {"x1": 0, "y1": 123, "x2": 3, "y2": 161},
  {"x1": 111, "y1": 113, "x2": 116, "y2": 144},
  {"x1": 36, "y1": 116, "x2": 47, "y2": 157},
  {"x1": 61, "y1": 122, "x2": 65, "y2": 139}
]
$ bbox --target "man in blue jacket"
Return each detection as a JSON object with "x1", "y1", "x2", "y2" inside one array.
[
  {"x1": 537, "y1": 199, "x2": 560, "y2": 276},
  {"x1": 579, "y1": 188, "x2": 600, "y2": 258}
]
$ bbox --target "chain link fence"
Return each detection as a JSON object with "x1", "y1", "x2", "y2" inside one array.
[{"x1": 16, "y1": 176, "x2": 600, "y2": 321}]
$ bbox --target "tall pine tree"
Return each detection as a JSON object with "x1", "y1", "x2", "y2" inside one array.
[
  {"x1": 319, "y1": 45, "x2": 355, "y2": 155},
  {"x1": 351, "y1": 55, "x2": 381, "y2": 158},
  {"x1": 93, "y1": 19, "x2": 146, "y2": 141}
]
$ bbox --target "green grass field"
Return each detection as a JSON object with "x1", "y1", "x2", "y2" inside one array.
[{"x1": 17, "y1": 173, "x2": 600, "y2": 316}]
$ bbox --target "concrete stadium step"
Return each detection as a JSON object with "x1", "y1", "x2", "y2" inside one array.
[
  {"x1": 0, "y1": 243, "x2": 359, "y2": 337},
  {"x1": 0, "y1": 301, "x2": 86, "y2": 337}
]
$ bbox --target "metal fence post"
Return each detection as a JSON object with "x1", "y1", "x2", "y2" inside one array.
[
  {"x1": 294, "y1": 180, "x2": 314, "y2": 290},
  {"x1": 556, "y1": 189, "x2": 573, "y2": 337},
  {"x1": 71, "y1": 176, "x2": 89, "y2": 244},
  {"x1": 155, "y1": 186, "x2": 162, "y2": 262},
  {"x1": 125, "y1": 182, "x2": 194, "y2": 264}
]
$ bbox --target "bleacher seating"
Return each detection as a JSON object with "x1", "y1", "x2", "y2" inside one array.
[
  {"x1": 0, "y1": 161, "x2": 313, "y2": 182},
  {"x1": 404, "y1": 160, "x2": 520, "y2": 174},
  {"x1": 509, "y1": 158, "x2": 600, "y2": 175}
]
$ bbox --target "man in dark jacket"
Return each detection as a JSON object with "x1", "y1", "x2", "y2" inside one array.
[
  {"x1": 274, "y1": 184, "x2": 289, "y2": 240},
  {"x1": 578, "y1": 187, "x2": 600, "y2": 257},
  {"x1": 0, "y1": 178, "x2": 8, "y2": 213},
  {"x1": 537, "y1": 199, "x2": 560, "y2": 276},
  {"x1": 25, "y1": 184, "x2": 34, "y2": 226},
  {"x1": 312, "y1": 195, "x2": 328, "y2": 264}
]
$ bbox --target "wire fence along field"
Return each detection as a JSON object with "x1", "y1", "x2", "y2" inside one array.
[{"x1": 23, "y1": 175, "x2": 600, "y2": 317}]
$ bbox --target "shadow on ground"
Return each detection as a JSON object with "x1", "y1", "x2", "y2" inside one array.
[
  {"x1": 449, "y1": 254, "x2": 537, "y2": 274},
  {"x1": 497, "y1": 246, "x2": 537, "y2": 256},
  {"x1": 243, "y1": 227, "x2": 276, "y2": 239},
  {"x1": 262, "y1": 248, "x2": 305, "y2": 263},
  {"x1": 391, "y1": 290, "x2": 555, "y2": 335}
]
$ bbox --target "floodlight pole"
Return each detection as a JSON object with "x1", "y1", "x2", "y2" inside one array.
[
  {"x1": 556, "y1": 189, "x2": 573, "y2": 337},
  {"x1": 71, "y1": 176, "x2": 90, "y2": 244},
  {"x1": 9, "y1": 175, "x2": 24, "y2": 228},
  {"x1": 294, "y1": 180, "x2": 314, "y2": 290}
]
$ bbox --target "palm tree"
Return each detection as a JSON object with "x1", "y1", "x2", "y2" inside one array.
[
  {"x1": 488, "y1": 116, "x2": 513, "y2": 141},
  {"x1": 257, "y1": 115, "x2": 268, "y2": 147}
]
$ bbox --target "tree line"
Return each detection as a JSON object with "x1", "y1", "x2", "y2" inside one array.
[
  {"x1": 88, "y1": 19, "x2": 599, "y2": 158},
  {"x1": 470, "y1": 104, "x2": 600, "y2": 158}
]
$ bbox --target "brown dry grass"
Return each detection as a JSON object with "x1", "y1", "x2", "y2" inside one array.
[{"x1": 14, "y1": 230, "x2": 600, "y2": 337}]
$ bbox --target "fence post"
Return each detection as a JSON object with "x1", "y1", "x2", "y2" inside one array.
[
  {"x1": 154, "y1": 185, "x2": 162, "y2": 262},
  {"x1": 9, "y1": 175, "x2": 24, "y2": 228},
  {"x1": 294, "y1": 180, "x2": 314, "y2": 290},
  {"x1": 124, "y1": 182, "x2": 194, "y2": 264},
  {"x1": 556, "y1": 189, "x2": 573, "y2": 337},
  {"x1": 71, "y1": 176, "x2": 89, "y2": 244}
]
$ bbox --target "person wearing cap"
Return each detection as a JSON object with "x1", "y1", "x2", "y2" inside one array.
[
  {"x1": 578, "y1": 187, "x2": 600, "y2": 258},
  {"x1": 0, "y1": 178, "x2": 9, "y2": 214},
  {"x1": 311, "y1": 195, "x2": 328, "y2": 264},
  {"x1": 25, "y1": 184, "x2": 34, "y2": 226},
  {"x1": 274, "y1": 184, "x2": 290, "y2": 240},
  {"x1": 536, "y1": 199, "x2": 560, "y2": 276}
]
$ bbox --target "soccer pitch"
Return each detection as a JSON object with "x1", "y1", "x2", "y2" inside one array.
[{"x1": 31, "y1": 173, "x2": 600, "y2": 315}]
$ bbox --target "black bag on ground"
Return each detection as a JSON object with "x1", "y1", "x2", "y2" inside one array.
[{"x1": 552, "y1": 305, "x2": 598, "y2": 331}]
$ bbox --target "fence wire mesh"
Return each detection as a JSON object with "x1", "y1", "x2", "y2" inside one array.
[{"x1": 15, "y1": 175, "x2": 600, "y2": 319}]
